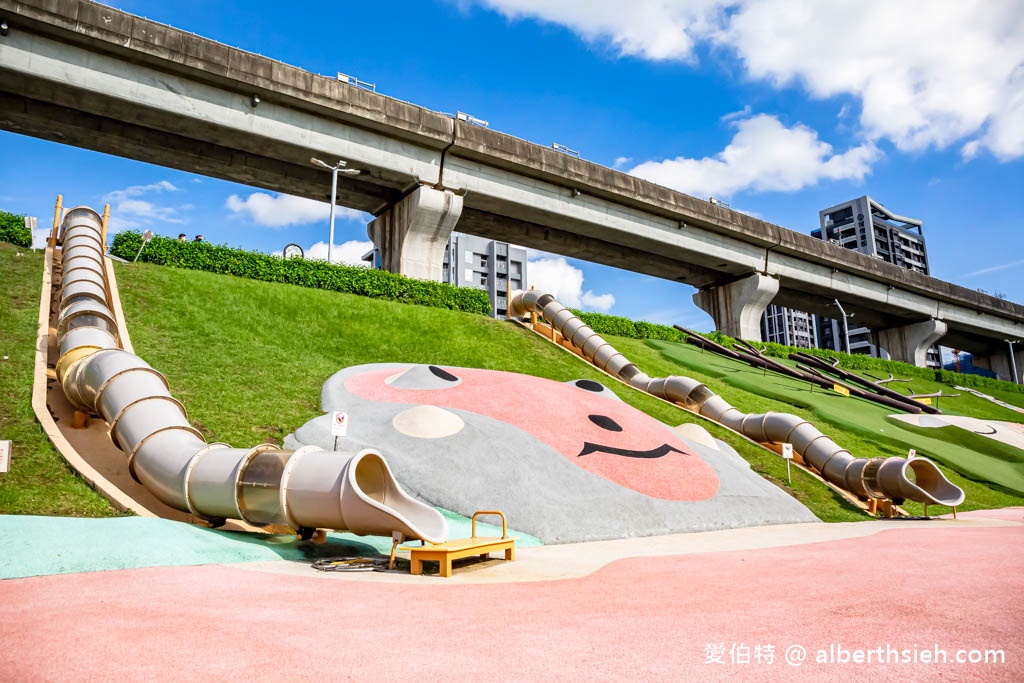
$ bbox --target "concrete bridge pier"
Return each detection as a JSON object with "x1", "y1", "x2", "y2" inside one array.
[
  {"x1": 876, "y1": 319, "x2": 948, "y2": 368},
  {"x1": 971, "y1": 344, "x2": 1023, "y2": 383},
  {"x1": 367, "y1": 186, "x2": 463, "y2": 281},
  {"x1": 693, "y1": 273, "x2": 780, "y2": 341}
]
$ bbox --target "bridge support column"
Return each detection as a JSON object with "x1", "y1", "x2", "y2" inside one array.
[
  {"x1": 693, "y1": 273, "x2": 779, "y2": 341},
  {"x1": 876, "y1": 319, "x2": 947, "y2": 367},
  {"x1": 367, "y1": 186, "x2": 463, "y2": 281},
  {"x1": 970, "y1": 344, "x2": 1023, "y2": 383}
]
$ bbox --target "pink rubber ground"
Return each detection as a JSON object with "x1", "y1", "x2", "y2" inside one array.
[{"x1": 2, "y1": 511, "x2": 1021, "y2": 681}]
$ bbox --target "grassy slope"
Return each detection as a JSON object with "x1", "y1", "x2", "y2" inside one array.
[
  {"x1": 632, "y1": 338, "x2": 1024, "y2": 513},
  {"x1": 115, "y1": 261, "x2": 867, "y2": 522},
  {"x1": 5, "y1": 246, "x2": 1019, "y2": 523},
  {"x1": 0, "y1": 244, "x2": 120, "y2": 516}
]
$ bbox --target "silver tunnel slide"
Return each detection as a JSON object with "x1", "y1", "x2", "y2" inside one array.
[
  {"x1": 54, "y1": 206, "x2": 448, "y2": 542},
  {"x1": 510, "y1": 289, "x2": 965, "y2": 507}
]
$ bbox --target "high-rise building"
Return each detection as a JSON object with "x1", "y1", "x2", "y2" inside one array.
[
  {"x1": 442, "y1": 233, "x2": 528, "y2": 319},
  {"x1": 812, "y1": 195, "x2": 939, "y2": 368},
  {"x1": 813, "y1": 195, "x2": 928, "y2": 274},
  {"x1": 760, "y1": 304, "x2": 818, "y2": 348}
]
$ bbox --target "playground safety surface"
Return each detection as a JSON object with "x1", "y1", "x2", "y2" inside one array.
[{"x1": 1, "y1": 508, "x2": 1022, "y2": 681}]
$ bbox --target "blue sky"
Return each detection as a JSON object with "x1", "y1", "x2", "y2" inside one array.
[{"x1": 2, "y1": 0, "x2": 1022, "y2": 332}]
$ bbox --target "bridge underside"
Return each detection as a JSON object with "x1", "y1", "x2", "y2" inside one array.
[
  {"x1": 0, "y1": 89, "x2": 1012, "y2": 357},
  {"x1": 0, "y1": 89, "x2": 400, "y2": 213}
]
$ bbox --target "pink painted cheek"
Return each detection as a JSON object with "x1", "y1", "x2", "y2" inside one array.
[{"x1": 345, "y1": 367, "x2": 720, "y2": 501}]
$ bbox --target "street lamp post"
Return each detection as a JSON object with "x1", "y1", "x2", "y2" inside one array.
[
  {"x1": 831, "y1": 299, "x2": 850, "y2": 354},
  {"x1": 1006, "y1": 339, "x2": 1020, "y2": 385},
  {"x1": 310, "y1": 158, "x2": 360, "y2": 264}
]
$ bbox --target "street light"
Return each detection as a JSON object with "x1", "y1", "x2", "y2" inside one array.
[
  {"x1": 1005, "y1": 339, "x2": 1020, "y2": 385},
  {"x1": 829, "y1": 299, "x2": 851, "y2": 354},
  {"x1": 310, "y1": 158, "x2": 360, "y2": 264}
]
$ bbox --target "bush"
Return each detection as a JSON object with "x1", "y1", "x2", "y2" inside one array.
[
  {"x1": 570, "y1": 310, "x2": 689, "y2": 344},
  {"x1": 109, "y1": 231, "x2": 491, "y2": 315},
  {"x1": 0, "y1": 210, "x2": 31, "y2": 248}
]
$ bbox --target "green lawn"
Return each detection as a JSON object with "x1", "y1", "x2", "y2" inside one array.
[
  {"x1": 635, "y1": 338, "x2": 1024, "y2": 513},
  {"x1": 4, "y1": 242, "x2": 1019, "y2": 524},
  {"x1": 0, "y1": 244, "x2": 121, "y2": 516},
  {"x1": 114, "y1": 260, "x2": 868, "y2": 523}
]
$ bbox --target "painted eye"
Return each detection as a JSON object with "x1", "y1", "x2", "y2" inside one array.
[
  {"x1": 429, "y1": 366, "x2": 459, "y2": 382},
  {"x1": 588, "y1": 414, "x2": 622, "y2": 432},
  {"x1": 567, "y1": 378, "x2": 624, "y2": 402},
  {"x1": 386, "y1": 364, "x2": 462, "y2": 389}
]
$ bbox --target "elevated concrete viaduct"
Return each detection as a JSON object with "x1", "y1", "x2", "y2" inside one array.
[{"x1": 2, "y1": 0, "x2": 1022, "y2": 373}]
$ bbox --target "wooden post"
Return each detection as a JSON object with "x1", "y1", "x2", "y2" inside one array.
[
  {"x1": 49, "y1": 194, "x2": 63, "y2": 247},
  {"x1": 71, "y1": 410, "x2": 88, "y2": 429},
  {"x1": 101, "y1": 203, "x2": 110, "y2": 251}
]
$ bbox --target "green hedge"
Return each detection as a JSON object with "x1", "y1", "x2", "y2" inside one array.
[
  {"x1": 0, "y1": 210, "x2": 31, "y2": 248},
  {"x1": 571, "y1": 310, "x2": 689, "y2": 344},
  {"x1": 109, "y1": 231, "x2": 491, "y2": 315}
]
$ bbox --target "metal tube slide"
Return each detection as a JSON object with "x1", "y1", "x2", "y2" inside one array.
[
  {"x1": 510, "y1": 290, "x2": 965, "y2": 507},
  {"x1": 53, "y1": 206, "x2": 447, "y2": 542}
]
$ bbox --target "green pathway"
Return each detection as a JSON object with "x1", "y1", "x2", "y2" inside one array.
[{"x1": 0, "y1": 512, "x2": 541, "y2": 580}]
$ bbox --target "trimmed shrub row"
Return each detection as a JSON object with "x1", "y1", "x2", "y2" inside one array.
[
  {"x1": 109, "y1": 231, "x2": 491, "y2": 315},
  {"x1": 571, "y1": 310, "x2": 689, "y2": 344},
  {"x1": 0, "y1": 210, "x2": 31, "y2": 248}
]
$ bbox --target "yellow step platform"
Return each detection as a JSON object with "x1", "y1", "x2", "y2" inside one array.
[{"x1": 400, "y1": 510, "x2": 516, "y2": 578}]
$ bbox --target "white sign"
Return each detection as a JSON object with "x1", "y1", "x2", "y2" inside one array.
[
  {"x1": 0, "y1": 440, "x2": 11, "y2": 473},
  {"x1": 781, "y1": 443, "x2": 794, "y2": 460},
  {"x1": 330, "y1": 411, "x2": 349, "y2": 437}
]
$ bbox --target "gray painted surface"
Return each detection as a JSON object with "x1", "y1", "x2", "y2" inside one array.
[
  {"x1": 284, "y1": 363, "x2": 817, "y2": 544},
  {"x1": 2, "y1": 0, "x2": 1022, "y2": 353}
]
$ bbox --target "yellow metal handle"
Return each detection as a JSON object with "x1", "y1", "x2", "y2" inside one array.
[{"x1": 471, "y1": 510, "x2": 507, "y2": 539}]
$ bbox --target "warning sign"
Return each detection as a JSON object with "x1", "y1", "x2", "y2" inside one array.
[
  {"x1": 832, "y1": 384, "x2": 850, "y2": 397},
  {"x1": 330, "y1": 411, "x2": 349, "y2": 437},
  {"x1": 0, "y1": 440, "x2": 11, "y2": 473}
]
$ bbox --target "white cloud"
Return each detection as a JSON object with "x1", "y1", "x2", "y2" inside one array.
[
  {"x1": 723, "y1": 0, "x2": 1024, "y2": 159},
  {"x1": 527, "y1": 256, "x2": 615, "y2": 312},
  {"x1": 103, "y1": 180, "x2": 178, "y2": 203},
  {"x1": 612, "y1": 156, "x2": 632, "y2": 168},
  {"x1": 102, "y1": 180, "x2": 185, "y2": 224},
  {"x1": 225, "y1": 192, "x2": 366, "y2": 228},
  {"x1": 472, "y1": 0, "x2": 1024, "y2": 160},
  {"x1": 629, "y1": 114, "x2": 879, "y2": 197},
  {"x1": 305, "y1": 240, "x2": 374, "y2": 266},
  {"x1": 960, "y1": 258, "x2": 1024, "y2": 279},
  {"x1": 475, "y1": 0, "x2": 723, "y2": 61}
]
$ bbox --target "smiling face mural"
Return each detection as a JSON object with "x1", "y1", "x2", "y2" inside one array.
[
  {"x1": 342, "y1": 365, "x2": 719, "y2": 501},
  {"x1": 285, "y1": 363, "x2": 816, "y2": 543}
]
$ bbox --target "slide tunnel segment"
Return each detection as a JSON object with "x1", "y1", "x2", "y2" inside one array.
[
  {"x1": 53, "y1": 206, "x2": 447, "y2": 542},
  {"x1": 510, "y1": 289, "x2": 964, "y2": 508}
]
